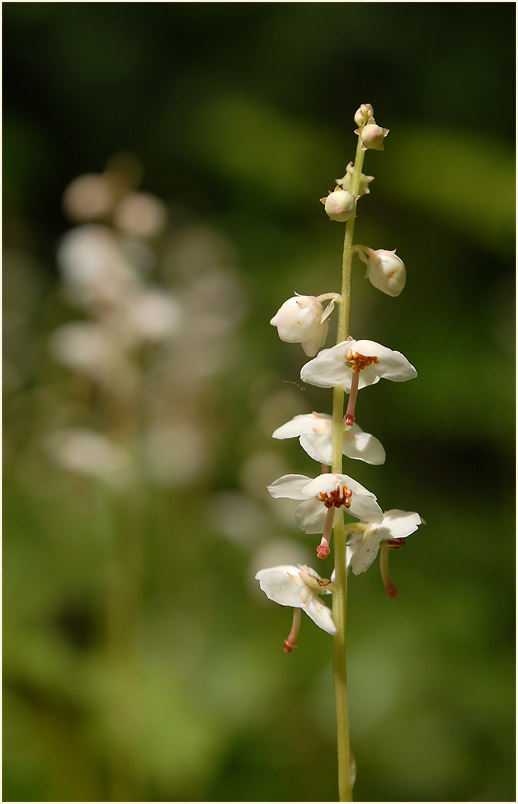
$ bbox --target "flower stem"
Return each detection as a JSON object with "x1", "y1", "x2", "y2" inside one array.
[{"x1": 331, "y1": 133, "x2": 366, "y2": 802}]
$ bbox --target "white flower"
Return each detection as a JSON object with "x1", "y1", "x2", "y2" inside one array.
[
  {"x1": 255, "y1": 564, "x2": 336, "y2": 635},
  {"x1": 272, "y1": 412, "x2": 385, "y2": 466},
  {"x1": 270, "y1": 294, "x2": 335, "y2": 357},
  {"x1": 300, "y1": 338, "x2": 417, "y2": 393},
  {"x1": 355, "y1": 245, "x2": 406, "y2": 297},
  {"x1": 267, "y1": 472, "x2": 383, "y2": 533},
  {"x1": 347, "y1": 509, "x2": 422, "y2": 575}
]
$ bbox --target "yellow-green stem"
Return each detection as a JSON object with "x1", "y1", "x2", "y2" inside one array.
[{"x1": 331, "y1": 133, "x2": 365, "y2": 802}]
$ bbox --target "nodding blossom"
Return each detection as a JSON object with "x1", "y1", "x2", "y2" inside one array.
[
  {"x1": 270, "y1": 293, "x2": 338, "y2": 357},
  {"x1": 268, "y1": 472, "x2": 382, "y2": 533},
  {"x1": 255, "y1": 564, "x2": 336, "y2": 651},
  {"x1": 272, "y1": 412, "x2": 385, "y2": 466},
  {"x1": 300, "y1": 338, "x2": 417, "y2": 393},
  {"x1": 347, "y1": 509, "x2": 423, "y2": 576},
  {"x1": 346, "y1": 509, "x2": 423, "y2": 599}
]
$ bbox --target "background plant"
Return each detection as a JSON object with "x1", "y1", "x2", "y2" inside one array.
[{"x1": 3, "y1": 4, "x2": 515, "y2": 802}]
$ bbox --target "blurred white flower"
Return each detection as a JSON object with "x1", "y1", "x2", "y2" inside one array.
[
  {"x1": 62, "y1": 174, "x2": 117, "y2": 222},
  {"x1": 122, "y1": 289, "x2": 183, "y2": 344},
  {"x1": 114, "y1": 192, "x2": 167, "y2": 239},
  {"x1": 49, "y1": 321, "x2": 136, "y2": 392},
  {"x1": 142, "y1": 422, "x2": 209, "y2": 487},
  {"x1": 45, "y1": 429, "x2": 132, "y2": 488},
  {"x1": 57, "y1": 225, "x2": 138, "y2": 308}
]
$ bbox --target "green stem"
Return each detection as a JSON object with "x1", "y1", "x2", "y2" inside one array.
[{"x1": 331, "y1": 133, "x2": 366, "y2": 802}]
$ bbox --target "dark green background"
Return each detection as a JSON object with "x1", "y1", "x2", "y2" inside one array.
[{"x1": 3, "y1": 3, "x2": 515, "y2": 802}]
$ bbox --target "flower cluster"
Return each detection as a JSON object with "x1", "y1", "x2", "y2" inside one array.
[{"x1": 256, "y1": 104, "x2": 423, "y2": 652}]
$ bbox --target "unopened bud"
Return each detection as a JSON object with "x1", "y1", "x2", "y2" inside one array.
[
  {"x1": 358, "y1": 122, "x2": 389, "y2": 151},
  {"x1": 320, "y1": 187, "x2": 357, "y2": 222},
  {"x1": 336, "y1": 162, "x2": 374, "y2": 197},
  {"x1": 354, "y1": 103, "x2": 374, "y2": 128},
  {"x1": 357, "y1": 247, "x2": 406, "y2": 297}
]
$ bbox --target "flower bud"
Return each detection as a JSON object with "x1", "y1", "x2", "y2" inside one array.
[
  {"x1": 354, "y1": 103, "x2": 374, "y2": 128},
  {"x1": 270, "y1": 294, "x2": 329, "y2": 356},
  {"x1": 320, "y1": 187, "x2": 356, "y2": 222},
  {"x1": 336, "y1": 162, "x2": 374, "y2": 197},
  {"x1": 358, "y1": 123, "x2": 389, "y2": 151},
  {"x1": 363, "y1": 248, "x2": 406, "y2": 297}
]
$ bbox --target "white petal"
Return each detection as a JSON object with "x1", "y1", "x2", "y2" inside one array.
[
  {"x1": 256, "y1": 567, "x2": 304, "y2": 607},
  {"x1": 299, "y1": 432, "x2": 333, "y2": 465},
  {"x1": 302, "y1": 319, "x2": 329, "y2": 357},
  {"x1": 377, "y1": 509, "x2": 422, "y2": 540},
  {"x1": 294, "y1": 498, "x2": 330, "y2": 534},
  {"x1": 255, "y1": 564, "x2": 301, "y2": 580},
  {"x1": 353, "y1": 339, "x2": 417, "y2": 382},
  {"x1": 272, "y1": 414, "x2": 319, "y2": 440},
  {"x1": 267, "y1": 474, "x2": 311, "y2": 500},
  {"x1": 300, "y1": 342, "x2": 354, "y2": 392},
  {"x1": 301, "y1": 472, "x2": 345, "y2": 497},
  {"x1": 303, "y1": 598, "x2": 337, "y2": 635},
  {"x1": 344, "y1": 431, "x2": 386, "y2": 465},
  {"x1": 350, "y1": 538, "x2": 382, "y2": 574}
]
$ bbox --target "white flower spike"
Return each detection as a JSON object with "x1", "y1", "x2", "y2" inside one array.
[
  {"x1": 270, "y1": 293, "x2": 339, "y2": 357},
  {"x1": 255, "y1": 564, "x2": 336, "y2": 651},
  {"x1": 272, "y1": 412, "x2": 385, "y2": 466}
]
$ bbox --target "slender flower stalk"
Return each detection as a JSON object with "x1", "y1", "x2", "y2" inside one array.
[{"x1": 330, "y1": 130, "x2": 365, "y2": 803}]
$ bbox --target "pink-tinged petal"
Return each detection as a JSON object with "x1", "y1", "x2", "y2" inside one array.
[
  {"x1": 256, "y1": 567, "x2": 304, "y2": 607},
  {"x1": 304, "y1": 598, "x2": 337, "y2": 635},
  {"x1": 272, "y1": 414, "x2": 319, "y2": 440},
  {"x1": 267, "y1": 474, "x2": 311, "y2": 500},
  {"x1": 345, "y1": 431, "x2": 386, "y2": 465},
  {"x1": 377, "y1": 510, "x2": 422, "y2": 540},
  {"x1": 294, "y1": 498, "x2": 330, "y2": 534}
]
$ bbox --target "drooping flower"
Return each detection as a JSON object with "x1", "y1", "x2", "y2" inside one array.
[
  {"x1": 255, "y1": 564, "x2": 336, "y2": 650},
  {"x1": 346, "y1": 509, "x2": 423, "y2": 597},
  {"x1": 354, "y1": 245, "x2": 406, "y2": 297},
  {"x1": 267, "y1": 472, "x2": 383, "y2": 534},
  {"x1": 272, "y1": 412, "x2": 385, "y2": 466},
  {"x1": 300, "y1": 338, "x2": 417, "y2": 393},
  {"x1": 270, "y1": 293, "x2": 338, "y2": 357}
]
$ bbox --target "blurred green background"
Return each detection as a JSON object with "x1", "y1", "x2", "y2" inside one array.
[{"x1": 3, "y1": 3, "x2": 515, "y2": 802}]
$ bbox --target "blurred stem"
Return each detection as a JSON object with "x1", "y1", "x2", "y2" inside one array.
[{"x1": 331, "y1": 133, "x2": 365, "y2": 802}]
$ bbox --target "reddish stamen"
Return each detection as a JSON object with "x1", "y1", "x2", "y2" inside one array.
[
  {"x1": 283, "y1": 607, "x2": 301, "y2": 653},
  {"x1": 344, "y1": 369, "x2": 360, "y2": 426},
  {"x1": 318, "y1": 485, "x2": 352, "y2": 509},
  {"x1": 380, "y1": 542, "x2": 399, "y2": 598},
  {"x1": 317, "y1": 507, "x2": 335, "y2": 559},
  {"x1": 346, "y1": 349, "x2": 380, "y2": 373}
]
